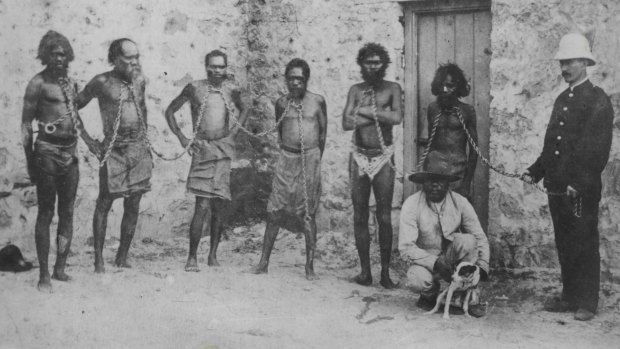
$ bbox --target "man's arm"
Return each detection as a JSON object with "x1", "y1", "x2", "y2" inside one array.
[
  {"x1": 566, "y1": 91, "x2": 614, "y2": 194},
  {"x1": 75, "y1": 77, "x2": 103, "y2": 158},
  {"x1": 459, "y1": 197, "x2": 490, "y2": 274},
  {"x1": 229, "y1": 88, "x2": 250, "y2": 138},
  {"x1": 398, "y1": 195, "x2": 438, "y2": 271},
  {"x1": 318, "y1": 95, "x2": 327, "y2": 155},
  {"x1": 164, "y1": 84, "x2": 192, "y2": 148},
  {"x1": 342, "y1": 85, "x2": 372, "y2": 130},
  {"x1": 138, "y1": 77, "x2": 148, "y2": 124},
  {"x1": 275, "y1": 97, "x2": 286, "y2": 145},
  {"x1": 21, "y1": 78, "x2": 41, "y2": 183},
  {"x1": 355, "y1": 83, "x2": 403, "y2": 125}
]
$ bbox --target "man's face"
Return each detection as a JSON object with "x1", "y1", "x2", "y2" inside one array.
[
  {"x1": 206, "y1": 55, "x2": 227, "y2": 84},
  {"x1": 114, "y1": 41, "x2": 141, "y2": 80},
  {"x1": 423, "y1": 178, "x2": 450, "y2": 203},
  {"x1": 441, "y1": 74, "x2": 457, "y2": 97},
  {"x1": 286, "y1": 67, "x2": 307, "y2": 98},
  {"x1": 560, "y1": 58, "x2": 587, "y2": 85},
  {"x1": 47, "y1": 45, "x2": 68, "y2": 73},
  {"x1": 361, "y1": 54, "x2": 385, "y2": 83}
]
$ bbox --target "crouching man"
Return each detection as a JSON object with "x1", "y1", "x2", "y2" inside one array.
[{"x1": 399, "y1": 154, "x2": 490, "y2": 317}]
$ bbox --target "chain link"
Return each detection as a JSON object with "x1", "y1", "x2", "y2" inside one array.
[
  {"x1": 291, "y1": 99, "x2": 312, "y2": 223},
  {"x1": 416, "y1": 110, "x2": 441, "y2": 170},
  {"x1": 362, "y1": 88, "x2": 401, "y2": 176},
  {"x1": 40, "y1": 77, "x2": 78, "y2": 134},
  {"x1": 451, "y1": 106, "x2": 581, "y2": 217},
  {"x1": 98, "y1": 86, "x2": 126, "y2": 167}
]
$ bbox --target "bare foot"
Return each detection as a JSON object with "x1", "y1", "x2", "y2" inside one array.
[
  {"x1": 114, "y1": 257, "x2": 132, "y2": 269},
  {"x1": 184, "y1": 257, "x2": 200, "y2": 272},
  {"x1": 94, "y1": 262, "x2": 105, "y2": 274},
  {"x1": 380, "y1": 275, "x2": 398, "y2": 289},
  {"x1": 207, "y1": 256, "x2": 220, "y2": 267},
  {"x1": 352, "y1": 273, "x2": 372, "y2": 286},
  {"x1": 51, "y1": 270, "x2": 72, "y2": 282},
  {"x1": 37, "y1": 275, "x2": 53, "y2": 293},
  {"x1": 249, "y1": 263, "x2": 268, "y2": 275},
  {"x1": 305, "y1": 269, "x2": 319, "y2": 281}
]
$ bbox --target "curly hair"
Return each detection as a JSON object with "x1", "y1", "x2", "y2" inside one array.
[
  {"x1": 205, "y1": 49, "x2": 228, "y2": 67},
  {"x1": 37, "y1": 30, "x2": 74, "y2": 65},
  {"x1": 285, "y1": 58, "x2": 310, "y2": 81},
  {"x1": 356, "y1": 42, "x2": 391, "y2": 68},
  {"x1": 430, "y1": 63, "x2": 470, "y2": 98},
  {"x1": 108, "y1": 38, "x2": 136, "y2": 65}
]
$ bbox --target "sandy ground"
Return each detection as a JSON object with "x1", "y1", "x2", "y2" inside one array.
[{"x1": 1, "y1": 224, "x2": 619, "y2": 349}]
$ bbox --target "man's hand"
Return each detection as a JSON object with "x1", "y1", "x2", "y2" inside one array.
[
  {"x1": 27, "y1": 162, "x2": 38, "y2": 184},
  {"x1": 567, "y1": 185, "x2": 579, "y2": 198},
  {"x1": 433, "y1": 256, "x2": 452, "y2": 282},
  {"x1": 86, "y1": 140, "x2": 104, "y2": 160}
]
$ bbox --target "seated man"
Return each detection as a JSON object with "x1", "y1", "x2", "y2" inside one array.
[{"x1": 399, "y1": 154, "x2": 490, "y2": 316}]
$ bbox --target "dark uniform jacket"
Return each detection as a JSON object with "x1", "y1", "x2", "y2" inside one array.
[{"x1": 528, "y1": 80, "x2": 614, "y2": 201}]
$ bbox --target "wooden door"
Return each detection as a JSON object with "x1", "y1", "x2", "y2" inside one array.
[{"x1": 403, "y1": 0, "x2": 492, "y2": 230}]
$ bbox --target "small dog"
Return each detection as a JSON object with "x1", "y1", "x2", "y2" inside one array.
[
  {"x1": 0, "y1": 244, "x2": 34, "y2": 272},
  {"x1": 424, "y1": 261, "x2": 481, "y2": 319}
]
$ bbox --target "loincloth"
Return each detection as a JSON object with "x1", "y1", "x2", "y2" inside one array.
[
  {"x1": 187, "y1": 136, "x2": 235, "y2": 200},
  {"x1": 351, "y1": 145, "x2": 394, "y2": 181},
  {"x1": 104, "y1": 132, "x2": 153, "y2": 195},
  {"x1": 34, "y1": 138, "x2": 78, "y2": 176},
  {"x1": 267, "y1": 147, "x2": 322, "y2": 224}
]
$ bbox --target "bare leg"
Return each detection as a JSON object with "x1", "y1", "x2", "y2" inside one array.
[
  {"x1": 251, "y1": 212, "x2": 281, "y2": 274},
  {"x1": 372, "y1": 162, "x2": 397, "y2": 289},
  {"x1": 34, "y1": 172, "x2": 56, "y2": 292},
  {"x1": 52, "y1": 163, "x2": 78, "y2": 281},
  {"x1": 93, "y1": 167, "x2": 115, "y2": 273},
  {"x1": 208, "y1": 198, "x2": 226, "y2": 267},
  {"x1": 115, "y1": 193, "x2": 142, "y2": 268},
  {"x1": 185, "y1": 197, "x2": 211, "y2": 272},
  {"x1": 350, "y1": 155, "x2": 373, "y2": 286},
  {"x1": 304, "y1": 216, "x2": 318, "y2": 280}
]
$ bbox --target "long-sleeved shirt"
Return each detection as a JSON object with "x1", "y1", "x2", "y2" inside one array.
[
  {"x1": 527, "y1": 80, "x2": 614, "y2": 201},
  {"x1": 398, "y1": 190, "x2": 490, "y2": 273}
]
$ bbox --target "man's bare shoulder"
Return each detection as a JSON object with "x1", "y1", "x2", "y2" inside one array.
[
  {"x1": 275, "y1": 95, "x2": 288, "y2": 108},
  {"x1": 384, "y1": 80, "x2": 402, "y2": 92},
  {"x1": 88, "y1": 72, "x2": 113, "y2": 87},
  {"x1": 305, "y1": 91, "x2": 326, "y2": 104},
  {"x1": 26, "y1": 73, "x2": 46, "y2": 89}
]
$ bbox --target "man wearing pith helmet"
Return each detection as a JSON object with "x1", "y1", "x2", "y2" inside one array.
[
  {"x1": 399, "y1": 153, "x2": 490, "y2": 317},
  {"x1": 523, "y1": 33, "x2": 614, "y2": 321}
]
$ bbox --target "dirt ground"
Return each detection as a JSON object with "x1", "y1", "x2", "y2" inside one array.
[{"x1": 1, "y1": 223, "x2": 619, "y2": 349}]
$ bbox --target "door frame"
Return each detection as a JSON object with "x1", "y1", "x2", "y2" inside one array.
[{"x1": 401, "y1": 0, "x2": 492, "y2": 223}]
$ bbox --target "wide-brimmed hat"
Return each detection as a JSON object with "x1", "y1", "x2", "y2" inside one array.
[
  {"x1": 554, "y1": 33, "x2": 596, "y2": 66},
  {"x1": 408, "y1": 155, "x2": 461, "y2": 183}
]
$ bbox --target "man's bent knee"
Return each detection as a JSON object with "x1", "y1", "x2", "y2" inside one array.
[{"x1": 405, "y1": 265, "x2": 434, "y2": 293}]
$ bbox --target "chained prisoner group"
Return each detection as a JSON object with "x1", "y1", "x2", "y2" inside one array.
[{"x1": 21, "y1": 31, "x2": 613, "y2": 321}]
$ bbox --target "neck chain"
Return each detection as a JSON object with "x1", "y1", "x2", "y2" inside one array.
[{"x1": 40, "y1": 77, "x2": 78, "y2": 134}]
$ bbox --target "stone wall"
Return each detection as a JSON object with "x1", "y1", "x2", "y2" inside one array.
[
  {"x1": 489, "y1": 0, "x2": 620, "y2": 282},
  {"x1": 0, "y1": 0, "x2": 404, "y2": 253}
]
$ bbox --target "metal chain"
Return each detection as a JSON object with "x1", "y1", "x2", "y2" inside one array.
[
  {"x1": 98, "y1": 86, "x2": 125, "y2": 167},
  {"x1": 366, "y1": 88, "x2": 401, "y2": 176},
  {"x1": 292, "y1": 99, "x2": 312, "y2": 223},
  {"x1": 229, "y1": 102, "x2": 286, "y2": 138},
  {"x1": 452, "y1": 106, "x2": 581, "y2": 216},
  {"x1": 39, "y1": 77, "x2": 78, "y2": 134},
  {"x1": 416, "y1": 111, "x2": 441, "y2": 170}
]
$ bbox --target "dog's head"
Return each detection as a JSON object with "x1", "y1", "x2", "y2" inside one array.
[{"x1": 452, "y1": 262, "x2": 480, "y2": 289}]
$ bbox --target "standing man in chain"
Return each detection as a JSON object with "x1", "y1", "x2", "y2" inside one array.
[
  {"x1": 164, "y1": 50, "x2": 248, "y2": 271},
  {"x1": 523, "y1": 33, "x2": 613, "y2": 321},
  {"x1": 76, "y1": 38, "x2": 153, "y2": 273},
  {"x1": 342, "y1": 43, "x2": 403, "y2": 288},
  {"x1": 425, "y1": 63, "x2": 478, "y2": 201},
  {"x1": 22, "y1": 31, "x2": 90, "y2": 291},
  {"x1": 251, "y1": 58, "x2": 327, "y2": 280}
]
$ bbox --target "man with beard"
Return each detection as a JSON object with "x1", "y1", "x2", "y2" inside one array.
[
  {"x1": 165, "y1": 50, "x2": 249, "y2": 271},
  {"x1": 251, "y1": 58, "x2": 327, "y2": 280},
  {"x1": 399, "y1": 155, "x2": 489, "y2": 316},
  {"x1": 22, "y1": 31, "x2": 92, "y2": 291},
  {"x1": 342, "y1": 43, "x2": 403, "y2": 289},
  {"x1": 523, "y1": 33, "x2": 613, "y2": 321},
  {"x1": 76, "y1": 38, "x2": 153, "y2": 273},
  {"x1": 425, "y1": 63, "x2": 478, "y2": 201}
]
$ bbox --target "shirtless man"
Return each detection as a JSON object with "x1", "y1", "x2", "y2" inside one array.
[
  {"x1": 165, "y1": 50, "x2": 248, "y2": 271},
  {"x1": 425, "y1": 63, "x2": 478, "y2": 201},
  {"x1": 76, "y1": 38, "x2": 153, "y2": 273},
  {"x1": 251, "y1": 58, "x2": 327, "y2": 280},
  {"x1": 22, "y1": 31, "x2": 90, "y2": 291},
  {"x1": 342, "y1": 43, "x2": 403, "y2": 288}
]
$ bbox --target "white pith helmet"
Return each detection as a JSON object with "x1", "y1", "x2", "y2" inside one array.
[{"x1": 554, "y1": 33, "x2": 596, "y2": 66}]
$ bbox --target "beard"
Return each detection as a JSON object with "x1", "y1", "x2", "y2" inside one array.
[
  {"x1": 288, "y1": 87, "x2": 306, "y2": 99},
  {"x1": 437, "y1": 94, "x2": 459, "y2": 109},
  {"x1": 207, "y1": 71, "x2": 226, "y2": 85},
  {"x1": 361, "y1": 67, "x2": 387, "y2": 85}
]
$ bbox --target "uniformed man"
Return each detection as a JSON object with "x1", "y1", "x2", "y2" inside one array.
[{"x1": 523, "y1": 33, "x2": 614, "y2": 321}]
